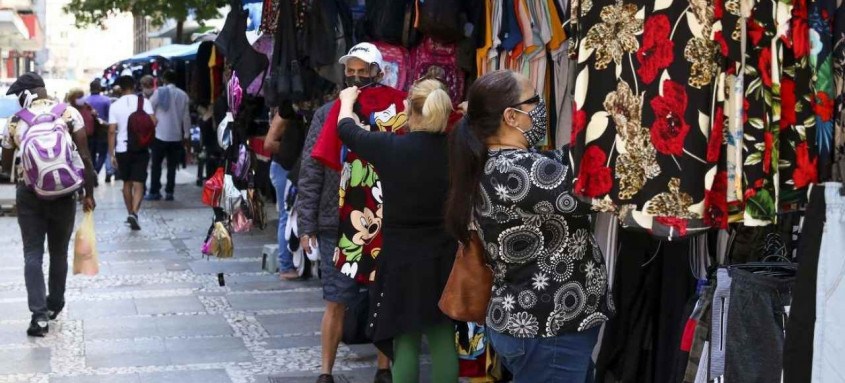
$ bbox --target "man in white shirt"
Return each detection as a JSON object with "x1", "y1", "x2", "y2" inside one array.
[
  {"x1": 146, "y1": 70, "x2": 191, "y2": 201},
  {"x1": 0, "y1": 72, "x2": 97, "y2": 337},
  {"x1": 108, "y1": 75, "x2": 156, "y2": 230}
]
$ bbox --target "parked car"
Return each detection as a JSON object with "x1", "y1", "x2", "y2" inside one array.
[{"x1": 0, "y1": 95, "x2": 20, "y2": 183}]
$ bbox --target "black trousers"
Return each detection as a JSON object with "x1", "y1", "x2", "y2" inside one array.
[
  {"x1": 149, "y1": 139, "x2": 182, "y2": 195},
  {"x1": 17, "y1": 186, "x2": 76, "y2": 321},
  {"x1": 783, "y1": 185, "x2": 826, "y2": 383},
  {"x1": 595, "y1": 230, "x2": 698, "y2": 383}
]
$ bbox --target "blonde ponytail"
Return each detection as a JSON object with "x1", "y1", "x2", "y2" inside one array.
[{"x1": 408, "y1": 79, "x2": 453, "y2": 133}]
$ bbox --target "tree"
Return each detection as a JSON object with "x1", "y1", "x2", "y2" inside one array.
[{"x1": 63, "y1": 0, "x2": 228, "y2": 43}]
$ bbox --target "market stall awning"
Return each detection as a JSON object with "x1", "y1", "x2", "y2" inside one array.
[{"x1": 127, "y1": 42, "x2": 201, "y2": 62}]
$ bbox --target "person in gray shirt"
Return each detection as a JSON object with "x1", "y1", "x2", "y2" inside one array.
[{"x1": 146, "y1": 70, "x2": 190, "y2": 201}]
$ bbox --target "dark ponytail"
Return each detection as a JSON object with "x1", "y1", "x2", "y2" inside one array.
[{"x1": 445, "y1": 70, "x2": 522, "y2": 243}]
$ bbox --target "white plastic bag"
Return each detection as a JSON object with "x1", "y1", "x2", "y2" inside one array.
[{"x1": 73, "y1": 211, "x2": 99, "y2": 276}]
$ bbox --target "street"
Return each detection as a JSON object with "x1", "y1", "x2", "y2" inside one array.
[{"x1": 0, "y1": 166, "x2": 389, "y2": 383}]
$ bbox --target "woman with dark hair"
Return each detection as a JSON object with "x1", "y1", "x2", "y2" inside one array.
[
  {"x1": 445, "y1": 70, "x2": 612, "y2": 383},
  {"x1": 336, "y1": 79, "x2": 459, "y2": 383}
]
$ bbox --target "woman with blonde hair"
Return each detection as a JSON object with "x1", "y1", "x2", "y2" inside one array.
[{"x1": 336, "y1": 79, "x2": 459, "y2": 383}]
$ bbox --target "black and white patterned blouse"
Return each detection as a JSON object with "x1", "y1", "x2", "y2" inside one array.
[{"x1": 476, "y1": 147, "x2": 613, "y2": 338}]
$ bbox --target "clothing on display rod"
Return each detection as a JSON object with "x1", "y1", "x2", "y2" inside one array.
[
  {"x1": 811, "y1": 183, "x2": 845, "y2": 381},
  {"x1": 784, "y1": 185, "x2": 826, "y2": 383},
  {"x1": 723, "y1": 269, "x2": 793, "y2": 382}
]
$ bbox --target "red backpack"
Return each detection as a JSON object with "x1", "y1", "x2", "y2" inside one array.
[
  {"x1": 76, "y1": 104, "x2": 97, "y2": 136},
  {"x1": 411, "y1": 37, "x2": 465, "y2": 102},
  {"x1": 372, "y1": 41, "x2": 412, "y2": 91},
  {"x1": 127, "y1": 96, "x2": 155, "y2": 151}
]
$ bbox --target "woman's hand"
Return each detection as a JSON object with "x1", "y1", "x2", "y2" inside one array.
[
  {"x1": 457, "y1": 101, "x2": 468, "y2": 114},
  {"x1": 339, "y1": 86, "x2": 361, "y2": 106}
]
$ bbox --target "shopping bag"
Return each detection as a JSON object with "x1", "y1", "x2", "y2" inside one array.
[{"x1": 73, "y1": 211, "x2": 99, "y2": 276}]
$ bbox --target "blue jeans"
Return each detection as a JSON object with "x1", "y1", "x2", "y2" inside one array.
[
  {"x1": 88, "y1": 137, "x2": 108, "y2": 175},
  {"x1": 488, "y1": 326, "x2": 600, "y2": 383},
  {"x1": 269, "y1": 162, "x2": 294, "y2": 272}
]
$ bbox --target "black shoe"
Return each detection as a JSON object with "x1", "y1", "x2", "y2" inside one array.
[
  {"x1": 316, "y1": 374, "x2": 335, "y2": 383},
  {"x1": 374, "y1": 369, "x2": 392, "y2": 383},
  {"x1": 128, "y1": 214, "x2": 141, "y2": 231},
  {"x1": 105, "y1": 175, "x2": 111, "y2": 183},
  {"x1": 47, "y1": 298, "x2": 64, "y2": 320},
  {"x1": 26, "y1": 319, "x2": 49, "y2": 337},
  {"x1": 165, "y1": 193, "x2": 174, "y2": 201},
  {"x1": 144, "y1": 193, "x2": 162, "y2": 201}
]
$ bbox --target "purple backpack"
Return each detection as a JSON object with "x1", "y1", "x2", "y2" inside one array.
[{"x1": 15, "y1": 103, "x2": 85, "y2": 199}]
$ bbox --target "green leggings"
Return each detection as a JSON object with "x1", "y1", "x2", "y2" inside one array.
[{"x1": 392, "y1": 322, "x2": 459, "y2": 383}]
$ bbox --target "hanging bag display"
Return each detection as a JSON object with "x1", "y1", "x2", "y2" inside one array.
[
  {"x1": 202, "y1": 167, "x2": 226, "y2": 207},
  {"x1": 439, "y1": 229, "x2": 492, "y2": 323},
  {"x1": 372, "y1": 42, "x2": 412, "y2": 90},
  {"x1": 411, "y1": 37, "x2": 465, "y2": 102},
  {"x1": 230, "y1": 144, "x2": 253, "y2": 181}
]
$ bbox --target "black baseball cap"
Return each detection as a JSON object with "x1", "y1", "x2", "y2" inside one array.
[{"x1": 6, "y1": 72, "x2": 45, "y2": 95}]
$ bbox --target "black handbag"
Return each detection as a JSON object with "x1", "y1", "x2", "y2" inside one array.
[{"x1": 342, "y1": 288, "x2": 372, "y2": 345}]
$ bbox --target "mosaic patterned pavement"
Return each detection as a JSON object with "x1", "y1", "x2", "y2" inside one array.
[{"x1": 0, "y1": 167, "x2": 389, "y2": 383}]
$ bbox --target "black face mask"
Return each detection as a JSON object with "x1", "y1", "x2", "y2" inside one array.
[{"x1": 345, "y1": 76, "x2": 376, "y2": 89}]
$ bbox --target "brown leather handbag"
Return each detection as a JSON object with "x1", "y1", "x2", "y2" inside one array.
[{"x1": 439, "y1": 230, "x2": 493, "y2": 323}]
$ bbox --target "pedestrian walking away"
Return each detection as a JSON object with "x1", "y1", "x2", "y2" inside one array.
[
  {"x1": 146, "y1": 70, "x2": 191, "y2": 202},
  {"x1": 1, "y1": 72, "x2": 97, "y2": 337},
  {"x1": 85, "y1": 79, "x2": 111, "y2": 181},
  {"x1": 108, "y1": 75, "x2": 156, "y2": 231}
]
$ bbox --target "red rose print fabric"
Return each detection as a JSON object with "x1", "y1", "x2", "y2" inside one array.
[{"x1": 570, "y1": 0, "x2": 720, "y2": 239}]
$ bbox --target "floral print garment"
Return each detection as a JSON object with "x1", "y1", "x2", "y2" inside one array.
[
  {"x1": 476, "y1": 148, "x2": 612, "y2": 338},
  {"x1": 810, "y1": 0, "x2": 836, "y2": 181},
  {"x1": 835, "y1": 0, "x2": 845, "y2": 181},
  {"x1": 570, "y1": 0, "x2": 722, "y2": 238}
]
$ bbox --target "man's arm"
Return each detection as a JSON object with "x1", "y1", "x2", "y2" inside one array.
[
  {"x1": 67, "y1": 109, "x2": 96, "y2": 211},
  {"x1": 294, "y1": 105, "x2": 330, "y2": 253},
  {"x1": 264, "y1": 112, "x2": 285, "y2": 154},
  {"x1": 108, "y1": 123, "x2": 117, "y2": 159}
]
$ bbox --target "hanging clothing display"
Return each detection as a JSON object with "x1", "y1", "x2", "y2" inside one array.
[
  {"x1": 215, "y1": 1, "x2": 269, "y2": 92},
  {"x1": 569, "y1": 0, "x2": 719, "y2": 239}
]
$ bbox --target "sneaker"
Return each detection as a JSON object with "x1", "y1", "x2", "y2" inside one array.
[
  {"x1": 46, "y1": 297, "x2": 64, "y2": 320},
  {"x1": 316, "y1": 374, "x2": 335, "y2": 383},
  {"x1": 144, "y1": 193, "x2": 162, "y2": 201},
  {"x1": 128, "y1": 214, "x2": 141, "y2": 231},
  {"x1": 279, "y1": 270, "x2": 300, "y2": 281},
  {"x1": 374, "y1": 369, "x2": 392, "y2": 383},
  {"x1": 165, "y1": 194, "x2": 174, "y2": 201},
  {"x1": 26, "y1": 319, "x2": 49, "y2": 337}
]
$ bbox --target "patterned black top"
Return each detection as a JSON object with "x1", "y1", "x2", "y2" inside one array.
[{"x1": 475, "y1": 147, "x2": 613, "y2": 338}]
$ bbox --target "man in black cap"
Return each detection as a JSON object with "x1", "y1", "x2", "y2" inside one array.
[{"x1": 1, "y1": 72, "x2": 97, "y2": 337}]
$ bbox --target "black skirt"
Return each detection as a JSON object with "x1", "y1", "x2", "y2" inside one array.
[{"x1": 366, "y1": 226, "x2": 457, "y2": 359}]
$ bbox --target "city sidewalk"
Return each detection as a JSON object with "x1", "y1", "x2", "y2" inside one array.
[{"x1": 0, "y1": 166, "x2": 388, "y2": 383}]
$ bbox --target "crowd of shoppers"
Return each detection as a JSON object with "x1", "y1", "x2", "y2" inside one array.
[
  {"x1": 278, "y1": 43, "x2": 611, "y2": 383},
  {"x1": 1, "y1": 44, "x2": 613, "y2": 383}
]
